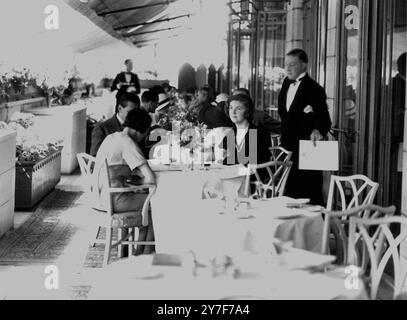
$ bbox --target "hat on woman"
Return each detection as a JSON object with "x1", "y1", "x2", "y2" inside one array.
[{"x1": 156, "y1": 93, "x2": 170, "y2": 111}]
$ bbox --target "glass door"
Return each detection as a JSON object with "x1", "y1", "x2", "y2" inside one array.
[
  {"x1": 335, "y1": 0, "x2": 366, "y2": 176},
  {"x1": 376, "y1": 0, "x2": 406, "y2": 212}
]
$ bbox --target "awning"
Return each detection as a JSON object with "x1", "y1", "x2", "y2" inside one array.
[{"x1": 64, "y1": 0, "x2": 199, "y2": 48}]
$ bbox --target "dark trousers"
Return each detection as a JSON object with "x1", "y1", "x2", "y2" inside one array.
[{"x1": 285, "y1": 151, "x2": 325, "y2": 206}]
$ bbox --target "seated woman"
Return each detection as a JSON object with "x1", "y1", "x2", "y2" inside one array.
[
  {"x1": 221, "y1": 94, "x2": 271, "y2": 165},
  {"x1": 220, "y1": 94, "x2": 272, "y2": 194},
  {"x1": 96, "y1": 108, "x2": 156, "y2": 255}
]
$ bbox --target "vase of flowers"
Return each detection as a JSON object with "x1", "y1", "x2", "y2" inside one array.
[{"x1": 155, "y1": 100, "x2": 207, "y2": 165}]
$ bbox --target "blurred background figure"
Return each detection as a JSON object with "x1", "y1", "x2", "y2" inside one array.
[
  {"x1": 149, "y1": 85, "x2": 166, "y2": 96},
  {"x1": 197, "y1": 85, "x2": 215, "y2": 105},
  {"x1": 111, "y1": 59, "x2": 141, "y2": 103},
  {"x1": 215, "y1": 93, "x2": 229, "y2": 116}
]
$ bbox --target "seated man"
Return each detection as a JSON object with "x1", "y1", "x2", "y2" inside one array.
[
  {"x1": 95, "y1": 108, "x2": 156, "y2": 255},
  {"x1": 197, "y1": 100, "x2": 234, "y2": 129},
  {"x1": 141, "y1": 90, "x2": 159, "y2": 126},
  {"x1": 90, "y1": 93, "x2": 140, "y2": 156}
]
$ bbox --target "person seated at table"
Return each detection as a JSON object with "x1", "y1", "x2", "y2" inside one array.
[
  {"x1": 232, "y1": 88, "x2": 281, "y2": 134},
  {"x1": 197, "y1": 100, "x2": 234, "y2": 130},
  {"x1": 149, "y1": 85, "x2": 166, "y2": 96},
  {"x1": 90, "y1": 92, "x2": 140, "y2": 156},
  {"x1": 141, "y1": 90, "x2": 159, "y2": 125},
  {"x1": 197, "y1": 85, "x2": 215, "y2": 105},
  {"x1": 96, "y1": 107, "x2": 156, "y2": 255},
  {"x1": 220, "y1": 95, "x2": 271, "y2": 188},
  {"x1": 178, "y1": 91, "x2": 194, "y2": 110}
]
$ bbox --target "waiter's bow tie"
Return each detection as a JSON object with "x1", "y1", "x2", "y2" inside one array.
[{"x1": 287, "y1": 77, "x2": 304, "y2": 85}]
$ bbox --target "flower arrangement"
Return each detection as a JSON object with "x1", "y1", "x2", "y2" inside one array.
[
  {"x1": 0, "y1": 113, "x2": 63, "y2": 163},
  {"x1": 0, "y1": 68, "x2": 37, "y2": 95},
  {"x1": 157, "y1": 99, "x2": 207, "y2": 148},
  {"x1": 265, "y1": 66, "x2": 286, "y2": 92}
]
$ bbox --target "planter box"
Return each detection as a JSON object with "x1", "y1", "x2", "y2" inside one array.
[{"x1": 15, "y1": 151, "x2": 61, "y2": 209}]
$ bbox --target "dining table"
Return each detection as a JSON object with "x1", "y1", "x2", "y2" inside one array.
[
  {"x1": 148, "y1": 160, "x2": 325, "y2": 257},
  {"x1": 86, "y1": 252, "x2": 368, "y2": 300}
]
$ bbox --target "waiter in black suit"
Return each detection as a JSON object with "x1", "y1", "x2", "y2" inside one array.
[
  {"x1": 111, "y1": 59, "x2": 141, "y2": 102},
  {"x1": 278, "y1": 49, "x2": 332, "y2": 206}
]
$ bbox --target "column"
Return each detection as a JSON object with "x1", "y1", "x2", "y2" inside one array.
[{"x1": 285, "y1": 0, "x2": 304, "y2": 52}]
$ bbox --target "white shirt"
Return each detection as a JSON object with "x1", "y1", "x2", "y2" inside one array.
[
  {"x1": 116, "y1": 114, "x2": 125, "y2": 126},
  {"x1": 125, "y1": 73, "x2": 131, "y2": 84},
  {"x1": 95, "y1": 132, "x2": 147, "y2": 207},
  {"x1": 236, "y1": 126, "x2": 249, "y2": 151},
  {"x1": 286, "y1": 72, "x2": 306, "y2": 112}
]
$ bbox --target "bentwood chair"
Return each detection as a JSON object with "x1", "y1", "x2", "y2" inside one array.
[
  {"x1": 76, "y1": 153, "x2": 100, "y2": 209},
  {"x1": 244, "y1": 160, "x2": 292, "y2": 199},
  {"x1": 270, "y1": 134, "x2": 281, "y2": 147},
  {"x1": 326, "y1": 175, "x2": 379, "y2": 211},
  {"x1": 348, "y1": 215, "x2": 407, "y2": 299},
  {"x1": 321, "y1": 204, "x2": 396, "y2": 265},
  {"x1": 322, "y1": 175, "x2": 380, "y2": 265},
  {"x1": 269, "y1": 146, "x2": 292, "y2": 163},
  {"x1": 77, "y1": 153, "x2": 156, "y2": 266},
  {"x1": 99, "y1": 158, "x2": 156, "y2": 266}
]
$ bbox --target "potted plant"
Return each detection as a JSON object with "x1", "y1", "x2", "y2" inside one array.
[{"x1": 3, "y1": 113, "x2": 63, "y2": 209}]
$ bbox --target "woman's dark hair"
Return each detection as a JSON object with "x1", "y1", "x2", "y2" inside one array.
[
  {"x1": 123, "y1": 108, "x2": 152, "y2": 134},
  {"x1": 233, "y1": 88, "x2": 251, "y2": 97},
  {"x1": 227, "y1": 94, "x2": 255, "y2": 122},
  {"x1": 287, "y1": 48, "x2": 309, "y2": 64}
]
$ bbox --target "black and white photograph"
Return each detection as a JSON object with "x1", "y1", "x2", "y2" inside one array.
[{"x1": 0, "y1": 0, "x2": 406, "y2": 304}]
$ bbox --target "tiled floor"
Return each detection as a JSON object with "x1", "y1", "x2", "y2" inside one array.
[{"x1": 13, "y1": 169, "x2": 84, "y2": 230}]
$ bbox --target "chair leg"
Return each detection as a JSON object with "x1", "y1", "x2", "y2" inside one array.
[
  {"x1": 103, "y1": 227, "x2": 113, "y2": 267},
  {"x1": 92, "y1": 226, "x2": 101, "y2": 247},
  {"x1": 118, "y1": 228, "x2": 123, "y2": 258},
  {"x1": 128, "y1": 227, "x2": 135, "y2": 256}
]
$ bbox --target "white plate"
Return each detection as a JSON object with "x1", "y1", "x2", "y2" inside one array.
[{"x1": 279, "y1": 248, "x2": 335, "y2": 270}]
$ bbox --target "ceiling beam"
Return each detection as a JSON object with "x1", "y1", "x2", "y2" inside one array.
[
  {"x1": 133, "y1": 33, "x2": 181, "y2": 45},
  {"x1": 123, "y1": 25, "x2": 186, "y2": 38},
  {"x1": 97, "y1": 0, "x2": 177, "y2": 16},
  {"x1": 114, "y1": 13, "x2": 193, "y2": 31}
]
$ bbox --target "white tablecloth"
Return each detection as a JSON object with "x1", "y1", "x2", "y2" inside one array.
[
  {"x1": 149, "y1": 167, "x2": 324, "y2": 256},
  {"x1": 87, "y1": 254, "x2": 367, "y2": 300}
]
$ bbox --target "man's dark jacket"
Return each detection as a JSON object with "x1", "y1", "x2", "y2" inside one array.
[
  {"x1": 90, "y1": 116, "x2": 122, "y2": 156},
  {"x1": 277, "y1": 73, "x2": 332, "y2": 205},
  {"x1": 111, "y1": 72, "x2": 141, "y2": 100}
]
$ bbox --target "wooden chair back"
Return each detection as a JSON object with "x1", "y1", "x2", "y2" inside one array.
[
  {"x1": 270, "y1": 134, "x2": 281, "y2": 147},
  {"x1": 348, "y1": 215, "x2": 407, "y2": 299},
  {"x1": 326, "y1": 174, "x2": 379, "y2": 211},
  {"x1": 322, "y1": 204, "x2": 396, "y2": 266},
  {"x1": 76, "y1": 153, "x2": 98, "y2": 197},
  {"x1": 269, "y1": 146, "x2": 292, "y2": 163},
  {"x1": 244, "y1": 160, "x2": 292, "y2": 199}
]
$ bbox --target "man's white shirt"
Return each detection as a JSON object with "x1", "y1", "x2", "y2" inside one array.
[
  {"x1": 124, "y1": 73, "x2": 131, "y2": 84},
  {"x1": 116, "y1": 114, "x2": 125, "y2": 126},
  {"x1": 286, "y1": 72, "x2": 307, "y2": 112}
]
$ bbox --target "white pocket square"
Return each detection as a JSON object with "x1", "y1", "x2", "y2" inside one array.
[{"x1": 304, "y1": 105, "x2": 314, "y2": 113}]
